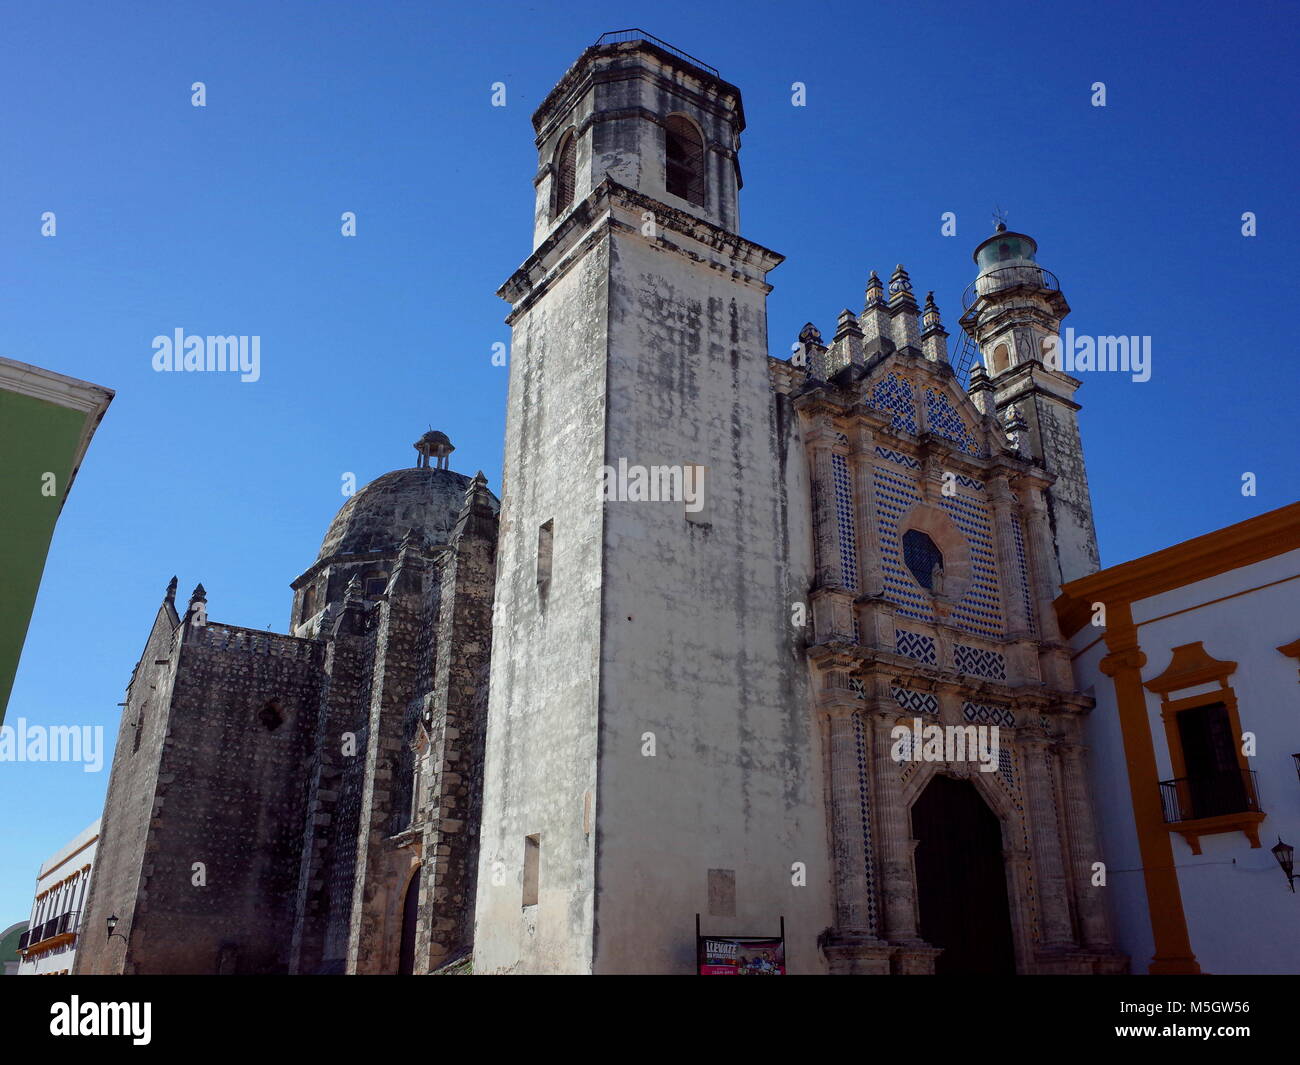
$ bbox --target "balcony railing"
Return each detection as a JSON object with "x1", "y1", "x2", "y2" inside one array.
[
  {"x1": 1160, "y1": 769, "x2": 1260, "y2": 824},
  {"x1": 18, "y1": 911, "x2": 79, "y2": 953},
  {"x1": 961, "y1": 265, "x2": 1061, "y2": 311},
  {"x1": 594, "y1": 29, "x2": 721, "y2": 78}
]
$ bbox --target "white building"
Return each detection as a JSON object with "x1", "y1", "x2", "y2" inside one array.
[
  {"x1": 17, "y1": 819, "x2": 99, "y2": 975},
  {"x1": 1058, "y1": 503, "x2": 1300, "y2": 974}
]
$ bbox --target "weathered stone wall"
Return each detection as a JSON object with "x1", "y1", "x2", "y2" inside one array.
[
  {"x1": 1025, "y1": 395, "x2": 1100, "y2": 583},
  {"x1": 123, "y1": 622, "x2": 323, "y2": 974},
  {"x1": 592, "y1": 220, "x2": 832, "y2": 974},
  {"x1": 474, "y1": 235, "x2": 610, "y2": 974},
  {"x1": 74, "y1": 601, "x2": 179, "y2": 974},
  {"x1": 346, "y1": 557, "x2": 426, "y2": 974},
  {"x1": 289, "y1": 600, "x2": 376, "y2": 974},
  {"x1": 416, "y1": 479, "x2": 497, "y2": 971}
]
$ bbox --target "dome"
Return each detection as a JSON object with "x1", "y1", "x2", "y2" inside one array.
[{"x1": 317, "y1": 467, "x2": 496, "y2": 561}]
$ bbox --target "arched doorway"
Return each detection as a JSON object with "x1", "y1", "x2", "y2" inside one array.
[
  {"x1": 911, "y1": 774, "x2": 1016, "y2": 974},
  {"x1": 397, "y1": 867, "x2": 420, "y2": 975}
]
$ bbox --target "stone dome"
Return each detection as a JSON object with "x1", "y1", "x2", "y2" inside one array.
[{"x1": 317, "y1": 467, "x2": 497, "y2": 561}]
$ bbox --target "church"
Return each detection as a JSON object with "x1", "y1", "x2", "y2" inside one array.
[
  {"x1": 77, "y1": 32, "x2": 1130, "y2": 975},
  {"x1": 76, "y1": 433, "x2": 498, "y2": 974}
]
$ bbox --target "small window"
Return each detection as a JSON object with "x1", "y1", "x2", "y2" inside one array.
[
  {"x1": 998, "y1": 242, "x2": 1012, "y2": 261},
  {"x1": 132, "y1": 705, "x2": 146, "y2": 754},
  {"x1": 259, "y1": 698, "x2": 285, "y2": 732},
  {"x1": 522, "y1": 834, "x2": 540, "y2": 907},
  {"x1": 664, "y1": 115, "x2": 705, "y2": 206},
  {"x1": 990, "y1": 342, "x2": 1011, "y2": 375},
  {"x1": 364, "y1": 575, "x2": 388, "y2": 600},
  {"x1": 1176, "y1": 703, "x2": 1252, "y2": 819},
  {"x1": 301, "y1": 585, "x2": 316, "y2": 620},
  {"x1": 537, "y1": 519, "x2": 554, "y2": 598},
  {"x1": 553, "y1": 131, "x2": 576, "y2": 218},
  {"x1": 902, "y1": 530, "x2": 944, "y2": 591}
]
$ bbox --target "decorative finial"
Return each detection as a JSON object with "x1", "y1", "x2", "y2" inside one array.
[
  {"x1": 992, "y1": 205, "x2": 1008, "y2": 232},
  {"x1": 888, "y1": 264, "x2": 914, "y2": 300},
  {"x1": 186, "y1": 583, "x2": 207, "y2": 628},
  {"x1": 798, "y1": 322, "x2": 822, "y2": 346},
  {"x1": 344, "y1": 574, "x2": 363, "y2": 602},
  {"x1": 864, "y1": 270, "x2": 884, "y2": 308},
  {"x1": 414, "y1": 430, "x2": 454, "y2": 470},
  {"x1": 1002, "y1": 404, "x2": 1029, "y2": 450},
  {"x1": 165, "y1": 576, "x2": 178, "y2": 604},
  {"x1": 921, "y1": 291, "x2": 942, "y2": 332}
]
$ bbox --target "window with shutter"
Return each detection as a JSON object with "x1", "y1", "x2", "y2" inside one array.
[
  {"x1": 553, "y1": 131, "x2": 576, "y2": 217},
  {"x1": 664, "y1": 115, "x2": 705, "y2": 205}
]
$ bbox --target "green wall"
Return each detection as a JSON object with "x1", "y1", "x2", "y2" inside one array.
[{"x1": 0, "y1": 389, "x2": 89, "y2": 723}]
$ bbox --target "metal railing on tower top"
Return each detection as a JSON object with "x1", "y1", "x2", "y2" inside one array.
[
  {"x1": 961, "y1": 265, "x2": 1061, "y2": 312},
  {"x1": 594, "y1": 29, "x2": 721, "y2": 78}
]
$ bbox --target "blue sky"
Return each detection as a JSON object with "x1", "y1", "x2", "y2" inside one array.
[{"x1": 1, "y1": 0, "x2": 1296, "y2": 922}]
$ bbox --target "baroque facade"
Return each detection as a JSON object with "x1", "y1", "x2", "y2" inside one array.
[{"x1": 76, "y1": 433, "x2": 498, "y2": 974}]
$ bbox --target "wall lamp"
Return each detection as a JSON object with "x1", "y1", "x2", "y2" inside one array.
[
  {"x1": 1271, "y1": 838, "x2": 1295, "y2": 893},
  {"x1": 106, "y1": 914, "x2": 128, "y2": 943}
]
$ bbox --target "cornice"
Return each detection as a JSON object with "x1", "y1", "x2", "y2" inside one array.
[{"x1": 1056, "y1": 502, "x2": 1300, "y2": 637}]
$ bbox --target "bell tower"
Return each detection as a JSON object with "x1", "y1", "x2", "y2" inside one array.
[
  {"x1": 528, "y1": 31, "x2": 744, "y2": 249},
  {"x1": 959, "y1": 224, "x2": 1100, "y2": 585},
  {"x1": 476, "y1": 33, "x2": 831, "y2": 974}
]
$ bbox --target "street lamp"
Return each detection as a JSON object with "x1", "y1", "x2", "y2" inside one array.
[
  {"x1": 1271, "y1": 838, "x2": 1295, "y2": 892},
  {"x1": 106, "y1": 914, "x2": 127, "y2": 943}
]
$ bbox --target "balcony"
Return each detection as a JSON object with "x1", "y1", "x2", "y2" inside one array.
[
  {"x1": 18, "y1": 911, "x2": 79, "y2": 956},
  {"x1": 1159, "y1": 769, "x2": 1265, "y2": 854},
  {"x1": 961, "y1": 265, "x2": 1062, "y2": 312}
]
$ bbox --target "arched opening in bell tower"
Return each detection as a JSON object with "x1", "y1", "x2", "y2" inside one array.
[
  {"x1": 553, "y1": 129, "x2": 576, "y2": 218},
  {"x1": 664, "y1": 114, "x2": 705, "y2": 205}
]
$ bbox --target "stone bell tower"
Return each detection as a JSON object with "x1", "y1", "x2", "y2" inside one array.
[
  {"x1": 959, "y1": 225, "x2": 1100, "y2": 585},
  {"x1": 475, "y1": 32, "x2": 831, "y2": 974}
]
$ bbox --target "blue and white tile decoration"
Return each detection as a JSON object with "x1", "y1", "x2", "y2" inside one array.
[
  {"x1": 874, "y1": 445, "x2": 921, "y2": 470},
  {"x1": 963, "y1": 701, "x2": 1016, "y2": 728},
  {"x1": 924, "y1": 385, "x2": 984, "y2": 455},
  {"x1": 1010, "y1": 514, "x2": 1037, "y2": 637},
  {"x1": 938, "y1": 493, "x2": 1003, "y2": 639},
  {"x1": 892, "y1": 687, "x2": 939, "y2": 715},
  {"x1": 831, "y1": 452, "x2": 858, "y2": 591},
  {"x1": 852, "y1": 711, "x2": 879, "y2": 934},
  {"x1": 955, "y1": 643, "x2": 1008, "y2": 680},
  {"x1": 869, "y1": 371, "x2": 918, "y2": 434},
  {"x1": 894, "y1": 628, "x2": 938, "y2": 665},
  {"x1": 874, "y1": 466, "x2": 933, "y2": 623}
]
